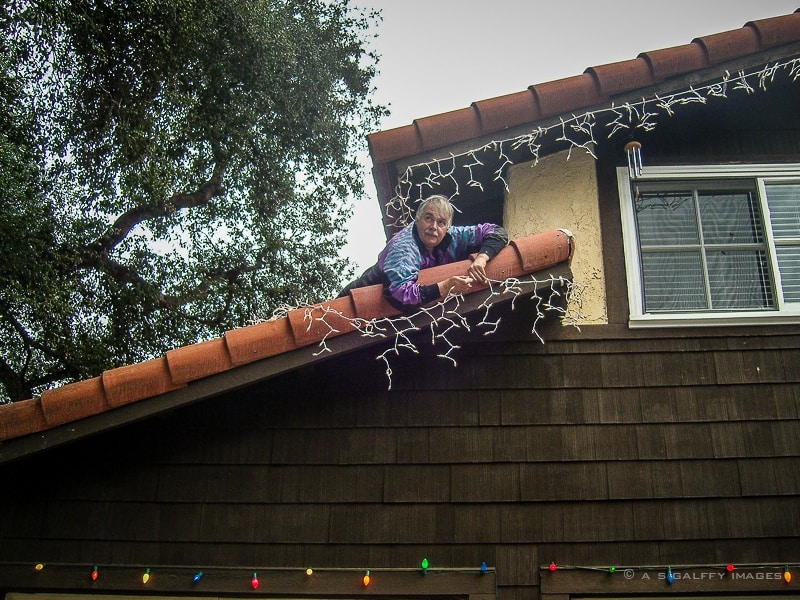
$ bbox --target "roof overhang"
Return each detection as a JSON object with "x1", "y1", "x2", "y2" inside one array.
[
  {"x1": 0, "y1": 259, "x2": 573, "y2": 464},
  {"x1": 368, "y1": 23, "x2": 800, "y2": 237}
]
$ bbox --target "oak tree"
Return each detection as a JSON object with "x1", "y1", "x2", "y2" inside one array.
[{"x1": 0, "y1": 0, "x2": 384, "y2": 401}]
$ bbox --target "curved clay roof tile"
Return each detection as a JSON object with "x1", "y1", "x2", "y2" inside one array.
[
  {"x1": 367, "y1": 124, "x2": 423, "y2": 165},
  {"x1": 101, "y1": 357, "x2": 184, "y2": 408},
  {"x1": 472, "y1": 89, "x2": 541, "y2": 134},
  {"x1": 0, "y1": 398, "x2": 46, "y2": 442},
  {"x1": 585, "y1": 57, "x2": 657, "y2": 97},
  {"x1": 415, "y1": 105, "x2": 483, "y2": 152},
  {"x1": 638, "y1": 42, "x2": 710, "y2": 81},
  {"x1": 692, "y1": 27, "x2": 761, "y2": 65},
  {"x1": 532, "y1": 73, "x2": 605, "y2": 118},
  {"x1": 746, "y1": 12, "x2": 800, "y2": 49},
  {"x1": 40, "y1": 377, "x2": 108, "y2": 428},
  {"x1": 166, "y1": 337, "x2": 235, "y2": 385}
]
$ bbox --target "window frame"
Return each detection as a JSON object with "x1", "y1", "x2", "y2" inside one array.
[{"x1": 617, "y1": 163, "x2": 800, "y2": 328}]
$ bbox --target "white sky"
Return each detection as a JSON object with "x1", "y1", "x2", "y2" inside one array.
[{"x1": 342, "y1": 0, "x2": 800, "y2": 272}]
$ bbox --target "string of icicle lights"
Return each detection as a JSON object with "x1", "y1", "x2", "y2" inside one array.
[
  {"x1": 267, "y1": 59, "x2": 798, "y2": 388},
  {"x1": 384, "y1": 57, "x2": 800, "y2": 229},
  {"x1": 271, "y1": 274, "x2": 584, "y2": 390}
]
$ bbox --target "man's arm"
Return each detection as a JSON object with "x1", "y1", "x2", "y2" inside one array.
[
  {"x1": 468, "y1": 226, "x2": 508, "y2": 282},
  {"x1": 477, "y1": 225, "x2": 509, "y2": 259}
]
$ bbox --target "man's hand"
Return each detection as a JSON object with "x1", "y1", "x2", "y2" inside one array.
[
  {"x1": 467, "y1": 253, "x2": 490, "y2": 283},
  {"x1": 438, "y1": 275, "x2": 474, "y2": 298}
]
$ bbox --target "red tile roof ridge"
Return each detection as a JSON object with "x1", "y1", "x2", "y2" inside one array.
[
  {"x1": 0, "y1": 229, "x2": 575, "y2": 443},
  {"x1": 367, "y1": 9, "x2": 800, "y2": 166}
]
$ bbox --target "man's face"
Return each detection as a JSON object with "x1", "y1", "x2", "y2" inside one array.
[{"x1": 416, "y1": 207, "x2": 449, "y2": 251}]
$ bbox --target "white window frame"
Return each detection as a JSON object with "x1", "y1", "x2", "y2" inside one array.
[{"x1": 617, "y1": 163, "x2": 800, "y2": 328}]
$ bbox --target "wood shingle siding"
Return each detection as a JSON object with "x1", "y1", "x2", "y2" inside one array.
[{"x1": 2, "y1": 305, "x2": 799, "y2": 598}]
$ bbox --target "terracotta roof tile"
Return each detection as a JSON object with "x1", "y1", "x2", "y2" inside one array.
[
  {"x1": 414, "y1": 106, "x2": 483, "y2": 152},
  {"x1": 349, "y1": 285, "x2": 400, "y2": 321},
  {"x1": 0, "y1": 230, "x2": 575, "y2": 446},
  {"x1": 586, "y1": 57, "x2": 655, "y2": 97},
  {"x1": 473, "y1": 90, "x2": 541, "y2": 133},
  {"x1": 367, "y1": 124, "x2": 422, "y2": 165},
  {"x1": 166, "y1": 337, "x2": 235, "y2": 385},
  {"x1": 286, "y1": 296, "x2": 359, "y2": 347},
  {"x1": 639, "y1": 42, "x2": 709, "y2": 81},
  {"x1": 532, "y1": 73, "x2": 605, "y2": 117},
  {"x1": 224, "y1": 318, "x2": 297, "y2": 366},
  {"x1": 511, "y1": 229, "x2": 575, "y2": 273},
  {"x1": 40, "y1": 377, "x2": 108, "y2": 427},
  {"x1": 693, "y1": 26, "x2": 761, "y2": 65},
  {"x1": 101, "y1": 357, "x2": 184, "y2": 408},
  {"x1": 366, "y1": 10, "x2": 800, "y2": 170},
  {"x1": 0, "y1": 398, "x2": 47, "y2": 441},
  {"x1": 747, "y1": 12, "x2": 800, "y2": 48}
]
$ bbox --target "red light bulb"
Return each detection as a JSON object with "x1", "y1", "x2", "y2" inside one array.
[{"x1": 251, "y1": 572, "x2": 259, "y2": 589}]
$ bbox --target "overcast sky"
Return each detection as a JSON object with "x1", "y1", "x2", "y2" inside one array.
[{"x1": 342, "y1": 0, "x2": 800, "y2": 272}]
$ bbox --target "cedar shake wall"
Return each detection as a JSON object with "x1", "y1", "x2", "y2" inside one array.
[{"x1": 2, "y1": 304, "x2": 800, "y2": 600}]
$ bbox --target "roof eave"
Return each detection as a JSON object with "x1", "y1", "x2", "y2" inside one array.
[
  {"x1": 369, "y1": 24, "x2": 800, "y2": 228},
  {"x1": 0, "y1": 261, "x2": 573, "y2": 465}
]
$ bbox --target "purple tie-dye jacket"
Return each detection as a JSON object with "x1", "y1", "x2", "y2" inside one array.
[{"x1": 378, "y1": 222, "x2": 507, "y2": 307}]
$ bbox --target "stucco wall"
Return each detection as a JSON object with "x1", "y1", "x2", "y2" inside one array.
[{"x1": 505, "y1": 149, "x2": 607, "y2": 325}]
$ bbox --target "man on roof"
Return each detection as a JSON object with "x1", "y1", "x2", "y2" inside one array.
[{"x1": 338, "y1": 194, "x2": 508, "y2": 309}]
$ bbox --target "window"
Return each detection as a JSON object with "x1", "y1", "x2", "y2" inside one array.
[{"x1": 617, "y1": 164, "x2": 800, "y2": 327}]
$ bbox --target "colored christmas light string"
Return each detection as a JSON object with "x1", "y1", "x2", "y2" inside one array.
[
  {"x1": 26, "y1": 561, "x2": 494, "y2": 591},
  {"x1": 23, "y1": 560, "x2": 795, "y2": 588},
  {"x1": 544, "y1": 562, "x2": 797, "y2": 578},
  {"x1": 384, "y1": 57, "x2": 800, "y2": 229}
]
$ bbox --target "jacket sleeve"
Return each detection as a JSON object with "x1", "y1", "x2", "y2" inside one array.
[
  {"x1": 477, "y1": 225, "x2": 508, "y2": 259},
  {"x1": 448, "y1": 224, "x2": 509, "y2": 260},
  {"x1": 383, "y1": 262, "x2": 428, "y2": 308},
  {"x1": 380, "y1": 234, "x2": 431, "y2": 308}
]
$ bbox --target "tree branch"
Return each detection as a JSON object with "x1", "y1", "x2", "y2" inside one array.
[
  {"x1": 0, "y1": 308, "x2": 80, "y2": 401},
  {"x1": 0, "y1": 354, "x2": 33, "y2": 402},
  {"x1": 87, "y1": 162, "x2": 225, "y2": 257},
  {"x1": 83, "y1": 243, "x2": 270, "y2": 312}
]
